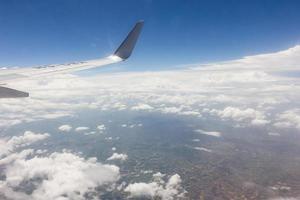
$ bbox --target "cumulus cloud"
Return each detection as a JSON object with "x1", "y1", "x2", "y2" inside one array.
[
  {"x1": 125, "y1": 173, "x2": 186, "y2": 200},
  {"x1": 36, "y1": 149, "x2": 47, "y2": 154},
  {"x1": 97, "y1": 124, "x2": 106, "y2": 133},
  {"x1": 194, "y1": 45, "x2": 300, "y2": 71},
  {"x1": 194, "y1": 147, "x2": 212, "y2": 152},
  {"x1": 268, "y1": 132, "x2": 280, "y2": 136},
  {"x1": 75, "y1": 126, "x2": 90, "y2": 132},
  {"x1": 58, "y1": 124, "x2": 72, "y2": 132},
  {"x1": 195, "y1": 129, "x2": 221, "y2": 137},
  {"x1": 107, "y1": 153, "x2": 128, "y2": 161},
  {"x1": 0, "y1": 131, "x2": 49, "y2": 157},
  {"x1": 209, "y1": 106, "x2": 269, "y2": 126},
  {"x1": 0, "y1": 151, "x2": 120, "y2": 200},
  {"x1": 160, "y1": 106, "x2": 182, "y2": 114},
  {"x1": 158, "y1": 106, "x2": 201, "y2": 117},
  {"x1": 0, "y1": 131, "x2": 120, "y2": 200},
  {"x1": 131, "y1": 103, "x2": 154, "y2": 111},
  {"x1": 274, "y1": 109, "x2": 300, "y2": 130},
  {"x1": 0, "y1": 45, "x2": 299, "y2": 134},
  {"x1": 125, "y1": 182, "x2": 158, "y2": 197}
]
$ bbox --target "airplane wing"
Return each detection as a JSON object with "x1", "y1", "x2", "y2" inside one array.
[{"x1": 0, "y1": 21, "x2": 144, "y2": 98}]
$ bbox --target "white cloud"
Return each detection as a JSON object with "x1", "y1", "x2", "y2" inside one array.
[
  {"x1": 194, "y1": 147, "x2": 212, "y2": 152},
  {"x1": 210, "y1": 107, "x2": 269, "y2": 126},
  {"x1": 125, "y1": 173, "x2": 186, "y2": 200},
  {"x1": 195, "y1": 129, "x2": 221, "y2": 137},
  {"x1": 0, "y1": 131, "x2": 120, "y2": 200},
  {"x1": 194, "y1": 45, "x2": 300, "y2": 71},
  {"x1": 105, "y1": 137, "x2": 113, "y2": 141},
  {"x1": 251, "y1": 118, "x2": 270, "y2": 126},
  {"x1": 274, "y1": 109, "x2": 300, "y2": 130},
  {"x1": 159, "y1": 106, "x2": 182, "y2": 114},
  {"x1": 268, "y1": 132, "x2": 280, "y2": 136},
  {"x1": 0, "y1": 45, "x2": 299, "y2": 133},
  {"x1": 36, "y1": 149, "x2": 47, "y2": 154},
  {"x1": 125, "y1": 182, "x2": 158, "y2": 197},
  {"x1": 0, "y1": 151, "x2": 120, "y2": 200},
  {"x1": 107, "y1": 153, "x2": 128, "y2": 161},
  {"x1": 0, "y1": 131, "x2": 49, "y2": 157},
  {"x1": 113, "y1": 102, "x2": 127, "y2": 110},
  {"x1": 75, "y1": 126, "x2": 90, "y2": 132},
  {"x1": 131, "y1": 103, "x2": 154, "y2": 111},
  {"x1": 84, "y1": 131, "x2": 96, "y2": 135},
  {"x1": 97, "y1": 124, "x2": 106, "y2": 131},
  {"x1": 58, "y1": 124, "x2": 72, "y2": 132}
]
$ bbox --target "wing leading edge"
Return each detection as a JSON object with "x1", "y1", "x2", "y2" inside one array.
[{"x1": 0, "y1": 21, "x2": 144, "y2": 98}]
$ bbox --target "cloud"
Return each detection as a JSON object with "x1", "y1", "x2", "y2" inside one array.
[
  {"x1": 194, "y1": 129, "x2": 221, "y2": 137},
  {"x1": 97, "y1": 124, "x2": 106, "y2": 132},
  {"x1": 0, "y1": 44, "x2": 299, "y2": 199},
  {"x1": 0, "y1": 45, "x2": 299, "y2": 133},
  {"x1": 0, "y1": 151, "x2": 120, "y2": 200},
  {"x1": 268, "y1": 132, "x2": 280, "y2": 136},
  {"x1": 36, "y1": 149, "x2": 47, "y2": 154},
  {"x1": 210, "y1": 106, "x2": 269, "y2": 126},
  {"x1": 274, "y1": 109, "x2": 300, "y2": 130},
  {"x1": 75, "y1": 126, "x2": 90, "y2": 132},
  {"x1": 131, "y1": 103, "x2": 154, "y2": 111},
  {"x1": 0, "y1": 131, "x2": 120, "y2": 200},
  {"x1": 159, "y1": 106, "x2": 182, "y2": 114},
  {"x1": 107, "y1": 153, "x2": 128, "y2": 161},
  {"x1": 194, "y1": 45, "x2": 300, "y2": 71},
  {"x1": 194, "y1": 147, "x2": 212, "y2": 152},
  {"x1": 0, "y1": 131, "x2": 49, "y2": 157},
  {"x1": 58, "y1": 124, "x2": 72, "y2": 132},
  {"x1": 125, "y1": 182, "x2": 158, "y2": 197},
  {"x1": 124, "y1": 173, "x2": 186, "y2": 200},
  {"x1": 105, "y1": 136, "x2": 113, "y2": 140}
]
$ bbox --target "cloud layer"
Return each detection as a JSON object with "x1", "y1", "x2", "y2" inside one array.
[
  {"x1": 0, "y1": 45, "x2": 300, "y2": 199},
  {"x1": 0, "y1": 132, "x2": 120, "y2": 200},
  {"x1": 0, "y1": 45, "x2": 299, "y2": 132}
]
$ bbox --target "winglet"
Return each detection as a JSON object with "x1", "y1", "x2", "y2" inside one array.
[
  {"x1": 0, "y1": 86, "x2": 29, "y2": 98},
  {"x1": 114, "y1": 21, "x2": 144, "y2": 60}
]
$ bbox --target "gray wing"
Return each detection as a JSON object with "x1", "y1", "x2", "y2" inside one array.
[
  {"x1": 0, "y1": 21, "x2": 144, "y2": 98},
  {"x1": 0, "y1": 86, "x2": 29, "y2": 98},
  {"x1": 114, "y1": 21, "x2": 144, "y2": 60}
]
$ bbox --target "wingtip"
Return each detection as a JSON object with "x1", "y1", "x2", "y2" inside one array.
[
  {"x1": 0, "y1": 86, "x2": 29, "y2": 98},
  {"x1": 113, "y1": 21, "x2": 144, "y2": 60}
]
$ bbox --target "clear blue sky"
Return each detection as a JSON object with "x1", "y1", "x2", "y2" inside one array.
[{"x1": 1, "y1": 0, "x2": 300, "y2": 70}]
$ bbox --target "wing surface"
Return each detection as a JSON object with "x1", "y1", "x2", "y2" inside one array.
[{"x1": 0, "y1": 21, "x2": 144, "y2": 98}]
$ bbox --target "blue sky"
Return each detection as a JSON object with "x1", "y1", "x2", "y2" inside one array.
[{"x1": 1, "y1": 0, "x2": 300, "y2": 70}]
